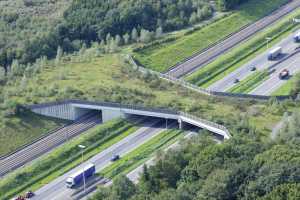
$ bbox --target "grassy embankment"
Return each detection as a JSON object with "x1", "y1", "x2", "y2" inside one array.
[
  {"x1": 133, "y1": 0, "x2": 289, "y2": 72},
  {"x1": 0, "y1": 119, "x2": 139, "y2": 199},
  {"x1": 186, "y1": 8, "x2": 300, "y2": 88},
  {"x1": 0, "y1": 111, "x2": 67, "y2": 157},
  {"x1": 228, "y1": 71, "x2": 269, "y2": 93}
]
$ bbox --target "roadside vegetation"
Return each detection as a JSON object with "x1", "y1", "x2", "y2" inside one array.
[
  {"x1": 186, "y1": 9, "x2": 300, "y2": 88},
  {"x1": 228, "y1": 70, "x2": 269, "y2": 93},
  {"x1": 0, "y1": 119, "x2": 139, "y2": 199},
  {"x1": 133, "y1": 0, "x2": 289, "y2": 72},
  {"x1": 273, "y1": 73, "x2": 300, "y2": 96},
  {"x1": 90, "y1": 115, "x2": 300, "y2": 200}
]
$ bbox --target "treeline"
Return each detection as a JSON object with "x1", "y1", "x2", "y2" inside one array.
[
  {"x1": 0, "y1": 0, "x2": 214, "y2": 73},
  {"x1": 90, "y1": 112, "x2": 300, "y2": 200},
  {"x1": 217, "y1": 0, "x2": 250, "y2": 11}
]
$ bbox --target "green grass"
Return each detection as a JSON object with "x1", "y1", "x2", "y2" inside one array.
[
  {"x1": 0, "y1": 110, "x2": 67, "y2": 156},
  {"x1": 133, "y1": 0, "x2": 289, "y2": 72},
  {"x1": 186, "y1": 8, "x2": 300, "y2": 88},
  {"x1": 272, "y1": 73, "x2": 300, "y2": 95},
  {"x1": 101, "y1": 128, "x2": 183, "y2": 179},
  {"x1": 0, "y1": 119, "x2": 139, "y2": 199},
  {"x1": 228, "y1": 71, "x2": 269, "y2": 93},
  {"x1": 0, "y1": 47, "x2": 293, "y2": 159}
]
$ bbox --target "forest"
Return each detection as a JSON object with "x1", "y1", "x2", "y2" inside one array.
[
  {"x1": 90, "y1": 110, "x2": 300, "y2": 200},
  {"x1": 0, "y1": 0, "x2": 248, "y2": 73}
]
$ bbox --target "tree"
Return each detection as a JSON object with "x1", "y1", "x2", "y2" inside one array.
[
  {"x1": 155, "y1": 27, "x2": 163, "y2": 38},
  {"x1": 139, "y1": 29, "x2": 154, "y2": 43},
  {"x1": 111, "y1": 175, "x2": 136, "y2": 200},
  {"x1": 131, "y1": 28, "x2": 138, "y2": 42},
  {"x1": 123, "y1": 33, "x2": 130, "y2": 45},
  {"x1": 11, "y1": 59, "x2": 22, "y2": 76},
  {"x1": 115, "y1": 35, "x2": 123, "y2": 46},
  {"x1": 55, "y1": 46, "x2": 63, "y2": 66},
  {"x1": 189, "y1": 12, "x2": 198, "y2": 24}
]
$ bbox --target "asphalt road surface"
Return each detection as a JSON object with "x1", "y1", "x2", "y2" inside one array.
[
  {"x1": 208, "y1": 31, "x2": 300, "y2": 92},
  {"x1": 166, "y1": 0, "x2": 300, "y2": 78},
  {"x1": 250, "y1": 52, "x2": 300, "y2": 95},
  {"x1": 30, "y1": 118, "x2": 166, "y2": 200}
]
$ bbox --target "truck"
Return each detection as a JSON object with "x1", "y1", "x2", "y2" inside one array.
[
  {"x1": 268, "y1": 47, "x2": 282, "y2": 60},
  {"x1": 66, "y1": 163, "x2": 96, "y2": 188},
  {"x1": 294, "y1": 31, "x2": 300, "y2": 42},
  {"x1": 279, "y1": 69, "x2": 289, "y2": 79}
]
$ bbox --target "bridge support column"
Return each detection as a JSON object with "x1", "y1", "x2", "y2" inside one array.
[
  {"x1": 102, "y1": 109, "x2": 125, "y2": 123},
  {"x1": 178, "y1": 118, "x2": 182, "y2": 129}
]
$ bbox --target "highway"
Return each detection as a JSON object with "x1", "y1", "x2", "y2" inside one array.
[
  {"x1": 0, "y1": 112, "x2": 101, "y2": 177},
  {"x1": 166, "y1": 0, "x2": 300, "y2": 78},
  {"x1": 30, "y1": 118, "x2": 166, "y2": 200},
  {"x1": 208, "y1": 31, "x2": 299, "y2": 92},
  {"x1": 250, "y1": 52, "x2": 300, "y2": 95}
]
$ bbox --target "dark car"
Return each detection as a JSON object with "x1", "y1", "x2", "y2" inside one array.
[
  {"x1": 25, "y1": 191, "x2": 35, "y2": 198},
  {"x1": 234, "y1": 78, "x2": 239, "y2": 84},
  {"x1": 250, "y1": 66, "x2": 256, "y2": 71},
  {"x1": 111, "y1": 155, "x2": 120, "y2": 162},
  {"x1": 15, "y1": 196, "x2": 25, "y2": 200}
]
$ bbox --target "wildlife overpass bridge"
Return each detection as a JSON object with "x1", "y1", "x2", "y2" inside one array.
[{"x1": 27, "y1": 100, "x2": 231, "y2": 140}]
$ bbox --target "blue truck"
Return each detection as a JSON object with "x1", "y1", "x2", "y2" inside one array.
[{"x1": 66, "y1": 163, "x2": 96, "y2": 188}]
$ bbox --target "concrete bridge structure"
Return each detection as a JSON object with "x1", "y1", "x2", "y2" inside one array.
[{"x1": 27, "y1": 100, "x2": 231, "y2": 140}]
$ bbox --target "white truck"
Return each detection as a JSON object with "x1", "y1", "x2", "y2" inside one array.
[
  {"x1": 66, "y1": 163, "x2": 96, "y2": 188},
  {"x1": 268, "y1": 47, "x2": 282, "y2": 60}
]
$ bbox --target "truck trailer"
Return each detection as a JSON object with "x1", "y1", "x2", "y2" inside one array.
[
  {"x1": 268, "y1": 47, "x2": 282, "y2": 60},
  {"x1": 66, "y1": 163, "x2": 96, "y2": 188}
]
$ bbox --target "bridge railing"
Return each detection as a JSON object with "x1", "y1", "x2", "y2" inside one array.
[
  {"x1": 27, "y1": 99, "x2": 232, "y2": 139},
  {"x1": 179, "y1": 112, "x2": 231, "y2": 139}
]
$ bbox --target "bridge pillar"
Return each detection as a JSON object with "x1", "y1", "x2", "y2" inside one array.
[{"x1": 102, "y1": 109, "x2": 125, "y2": 123}]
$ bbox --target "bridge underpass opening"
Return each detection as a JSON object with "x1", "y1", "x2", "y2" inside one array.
[
  {"x1": 74, "y1": 107, "x2": 102, "y2": 122},
  {"x1": 124, "y1": 114, "x2": 179, "y2": 129}
]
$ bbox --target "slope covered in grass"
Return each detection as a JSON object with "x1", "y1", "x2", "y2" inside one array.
[{"x1": 0, "y1": 111, "x2": 67, "y2": 156}]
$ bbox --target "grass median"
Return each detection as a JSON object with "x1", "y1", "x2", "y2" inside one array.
[
  {"x1": 228, "y1": 71, "x2": 269, "y2": 93},
  {"x1": 100, "y1": 128, "x2": 184, "y2": 179},
  {"x1": 133, "y1": 0, "x2": 289, "y2": 72},
  {"x1": 0, "y1": 119, "x2": 139, "y2": 199},
  {"x1": 186, "y1": 9, "x2": 300, "y2": 88}
]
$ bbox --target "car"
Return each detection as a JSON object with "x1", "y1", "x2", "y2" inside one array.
[
  {"x1": 15, "y1": 196, "x2": 25, "y2": 200},
  {"x1": 110, "y1": 155, "x2": 120, "y2": 162},
  {"x1": 250, "y1": 66, "x2": 256, "y2": 71},
  {"x1": 234, "y1": 78, "x2": 239, "y2": 84},
  {"x1": 25, "y1": 191, "x2": 35, "y2": 198},
  {"x1": 279, "y1": 69, "x2": 290, "y2": 79}
]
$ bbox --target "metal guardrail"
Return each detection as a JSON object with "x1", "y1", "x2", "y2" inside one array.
[
  {"x1": 179, "y1": 112, "x2": 231, "y2": 138},
  {"x1": 125, "y1": 54, "x2": 292, "y2": 101}
]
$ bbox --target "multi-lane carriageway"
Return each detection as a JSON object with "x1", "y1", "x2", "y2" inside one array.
[
  {"x1": 167, "y1": 0, "x2": 300, "y2": 78},
  {"x1": 30, "y1": 118, "x2": 171, "y2": 200}
]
